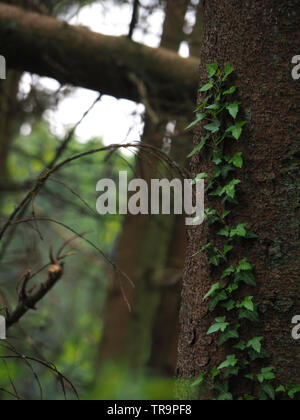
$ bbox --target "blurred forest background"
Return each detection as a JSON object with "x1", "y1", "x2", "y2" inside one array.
[{"x1": 0, "y1": 0, "x2": 202, "y2": 400}]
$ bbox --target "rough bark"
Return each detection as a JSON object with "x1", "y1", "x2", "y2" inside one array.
[
  {"x1": 0, "y1": 3, "x2": 198, "y2": 110},
  {"x1": 177, "y1": 0, "x2": 300, "y2": 397}
]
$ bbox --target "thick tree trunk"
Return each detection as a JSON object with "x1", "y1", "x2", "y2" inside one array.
[
  {"x1": 177, "y1": 0, "x2": 300, "y2": 399},
  {"x1": 0, "y1": 3, "x2": 198, "y2": 110}
]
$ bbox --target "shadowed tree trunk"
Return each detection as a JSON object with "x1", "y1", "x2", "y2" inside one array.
[
  {"x1": 177, "y1": 0, "x2": 300, "y2": 399},
  {"x1": 98, "y1": 0, "x2": 194, "y2": 375}
]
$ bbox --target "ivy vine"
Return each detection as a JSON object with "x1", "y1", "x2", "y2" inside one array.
[{"x1": 186, "y1": 61, "x2": 300, "y2": 401}]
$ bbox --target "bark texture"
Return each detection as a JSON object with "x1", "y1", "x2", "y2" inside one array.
[
  {"x1": 0, "y1": 3, "x2": 198, "y2": 110},
  {"x1": 177, "y1": 0, "x2": 300, "y2": 397}
]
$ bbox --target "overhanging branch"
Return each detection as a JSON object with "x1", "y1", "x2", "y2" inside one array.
[{"x1": 0, "y1": 3, "x2": 199, "y2": 110}]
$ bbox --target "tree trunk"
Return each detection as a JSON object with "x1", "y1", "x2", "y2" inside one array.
[
  {"x1": 98, "y1": 0, "x2": 192, "y2": 376},
  {"x1": 177, "y1": 0, "x2": 300, "y2": 399}
]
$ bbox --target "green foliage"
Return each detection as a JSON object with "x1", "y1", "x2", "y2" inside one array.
[{"x1": 187, "y1": 62, "x2": 298, "y2": 400}]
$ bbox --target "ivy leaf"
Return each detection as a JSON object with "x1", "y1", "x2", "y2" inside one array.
[
  {"x1": 207, "y1": 103, "x2": 220, "y2": 111},
  {"x1": 218, "y1": 329, "x2": 239, "y2": 346},
  {"x1": 206, "y1": 61, "x2": 218, "y2": 78},
  {"x1": 185, "y1": 113, "x2": 206, "y2": 131},
  {"x1": 257, "y1": 367, "x2": 276, "y2": 383},
  {"x1": 236, "y1": 257, "x2": 253, "y2": 272},
  {"x1": 235, "y1": 271, "x2": 257, "y2": 287},
  {"x1": 226, "y1": 102, "x2": 240, "y2": 119},
  {"x1": 262, "y1": 383, "x2": 275, "y2": 400},
  {"x1": 238, "y1": 308, "x2": 260, "y2": 322},
  {"x1": 211, "y1": 366, "x2": 220, "y2": 380},
  {"x1": 226, "y1": 121, "x2": 247, "y2": 140},
  {"x1": 212, "y1": 150, "x2": 223, "y2": 165},
  {"x1": 226, "y1": 283, "x2": 239, "y2": 294},
  {"x1": 204, "y1": 120, "x2": 221, "y2": 133},
  {"x1": 229, "y1": 152, "x2": 243, "y2": 168},
  {"x1": 222, "y1": 299, "x2": 236, "y2": 311},
  {"x1": 234, "y1": 340, "x2": 247, "y2": 351},
  {"x1": 221, "y1": 266, "x2": 235, "y2": 279},
  {"x1": 275, "y1": 385, "x2": 286, "y2": 394},
  {"x1": 209, "y1": 290, "x2": 227, "y2": 311},
  {"x1": 247, "y1": 337, "x2": 263, "y2": 353},
  {"x1": 218, "y1": 355, "x2": 238, "y2": 370},
  {"x1": 250, "y1": 348, "x2": 270, "y2": 361},
  {"x1": 238, "y1": 296, "x2": 254, "y2": 312},
  {"x1": 223, "y1": 245, "x2": 233, "y2": 256},
  {"x1": 207, "y1": 317, "x2": 229, "y2": 335},
  {"x1": 203, "y1": 282, "x2": 221, "y2": 301},
  {"x1": 221, "y1": 179, "x2": 241, "y2": 199},
  {"x1": 222, "y1": 209, "x2": 231, "y2": 219},
  {"x1": 223, "y1": 85, "x2": 237, "y2": 95},
  {"x1": 288, "y1": 385, "x2": 300, "y2": 400},
  {"x1": 200, "y1": 80, "x2": 214, "y2": 92},
  {"x1": 222, "y1": 62, "x2": 234, "y2": 81},
  {"x1": 192, "y1": 242, "x2": 211, "y2": 257},
  {"x1": 191, "y1": 373, "x2": 205, "y2": 387},
  {"x1": 230, "y1": 222, "x2": 248, "y2": 238},
  {"x1": 192, "y1": 172, "x2": 208, "y2": 185},
  {"x1": 187, "y1": 135, "x2": 209, "y2": 158}
]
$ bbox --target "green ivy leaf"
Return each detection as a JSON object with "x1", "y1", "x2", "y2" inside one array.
[
  {"x1": 236, "y1": 257, "x2": 253, "y2": 272},
  {"x1": 209, "y1": 290, "x2": 227, "y2": 311},
  {"x1": 235, "y1": 271, "x2": 257, "y2": 287},
  {"x1": 222, "y1": 62, "x2": 234, "y2": 81},
  {"x1": 192, "y1": 242, "x2": 211, "y2": 257},
  {"x1": 230, "y1": 223, "x2": 248, "y2": 238},
  {"x1": 257, "y1": 367, "x2": 276, "y2": 383},
  {"x1": 238, "y1": 308, "x2": 260, "y2": 322},
  {"x1": 226, "y1": 121, "x2": 247, "y2": 140},
  {"x1": 221, "y1": 179, "x2": 241, "y2": 199},
  {"x1": 203, "y1": 282, "x2": 221, "y2": 301},
  {"x1": 206, "y1": 61, "x2": 219, "y2": 78},
  {"x1": 211, "y1": 367, "x2": 220, "y2": 380},
  {"x1": 204, "y1": 120, "x2": 221, "y2": 133},
  {"x1": 222, "y1": 299, "x2": 236, "y2": 311},
  {"x1": 288, "y1": 385, "x2": 300, "y2": 400},
  {"x1": 211, "y1": 150, "x2": 223, "y2": 165},
  {"x1": 226, "y1": 102, "x2": 240, "y2": 119},
  {"x1": 223, "y1": 85, "x2": 237, "y2": 95},
  {"x1": 191, "y1": 372, "x2": 205, "y2": 387},
  {"x1": 238, "y1": 296, "x2": 254, "y2": 311},
  {"x1": 200, "y1": 80, "x2": 214, "y2": 92},
  {"x1": 247, "y1": 337, "x2": 263, "y2": 353},
  {"x1": 218, "y1": 226, "x2": 230, "y2": 237},
  {"x1": 218, "y1": 329, "x2": 239, "y2": 346},
  {"x1": 221, "y1": 265, "x2": 235, "y2": 279},
  {"x1": 207, "y1": 317, "x2": 229, "y2": 335},
  {"x1": 229, "y1": 152, "x2": 243, "y2": 168},
  {"x1": 218, "y1": 355, "x2": 238, "y2": 370},
  {"x1": 234, "y1": 340, "x2": 246, "y2": 351},
  {"x1": 223, "y1": 245, "x2": 233, "y2": 256},
  {"x1": 262, "y1": 383, "x2": 275, "y2": 400},
  {"x1": 185, "y1": 113, "x2": 206, "y2": 131},
  {"x1": 192, "y1": 172, "x2": 208, "y2": 185},
  {"x1": 187, "y1": 135, "x2": 209, "y2": 158}
]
